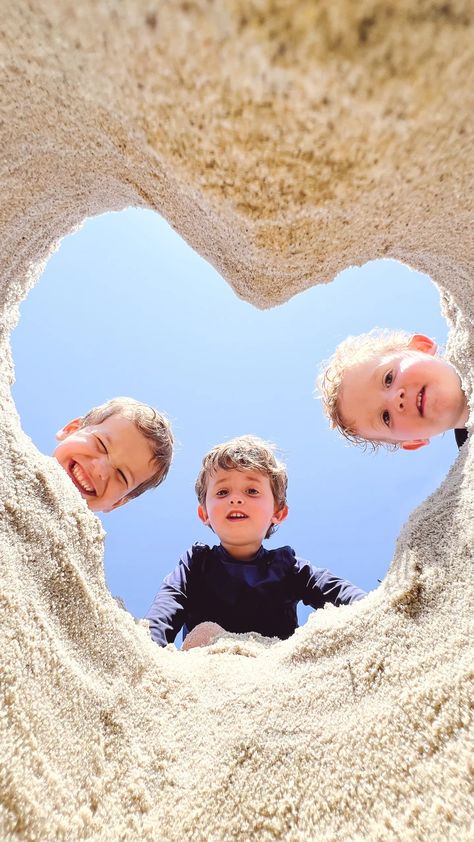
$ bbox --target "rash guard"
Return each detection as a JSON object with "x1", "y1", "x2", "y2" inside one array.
[
  {"x1": 147, "y1": 543, "x2": 366, "y2": 646},
  {"x1": 455, "y1": 428, "x2": 468, "y2": 449}
]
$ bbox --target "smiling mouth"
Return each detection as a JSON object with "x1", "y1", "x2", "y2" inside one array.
[
  {"x1": 416, "y1": 386, "x2": 426, "y2": 417},
  {"x1": 227, "y1": 512, "x2": 248, "y2": 521},
  {"x1": 68, "y1": 461, "x2": 96, "y2": 496}
]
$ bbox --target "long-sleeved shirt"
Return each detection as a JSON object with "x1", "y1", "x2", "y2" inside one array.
[
  {"x1": 455, "y1": 427, "x2": 468, "y2": 449},
  {"x1": 147, "y1": 543, "x2": 366, "y2": 646}
]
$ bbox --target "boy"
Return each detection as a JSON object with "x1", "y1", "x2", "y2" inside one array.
[
  {"x1": 318, "y1": 330, "x2": 469, "y2": 451},
  {"x1": 53, "y1": 396, "x2": 173, "y2": 513},
  {"x1": 147, "y1": 435, "x2": 366, "y2": 647}
]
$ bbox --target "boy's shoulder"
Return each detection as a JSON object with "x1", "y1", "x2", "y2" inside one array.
[
  {"x1": 263, "y1": 545, "x2": 299, "y2": 566},
  {"x1": 181, "y1": 542, "x2": 213, "y2": 563},
  {"x1": 172, "y1": 543, "x2": 214, "y2": 581},
  {"x1": 268, "y1": 544, "x2": 296, "y2": 555}
]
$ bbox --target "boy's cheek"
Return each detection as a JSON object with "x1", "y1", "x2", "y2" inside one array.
[{"x1": 52, "y1": 444, "x2": 67, "y2": 468}]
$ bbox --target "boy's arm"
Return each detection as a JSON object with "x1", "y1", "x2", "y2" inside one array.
[
  {"x1": 146, "y1": 548, "x2": 195, "y2": 646},
  {"x1": 294, "y1": 556, "x2": 367, "y2": 609}
]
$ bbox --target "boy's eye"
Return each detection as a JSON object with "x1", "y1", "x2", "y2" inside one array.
[
  {"x1": 216, "y1": 489, "x2": 228, "y2": 497},
  {"x1": 117, "y1": 468, "x2": 128, "y2": 486},
  {"x1": 247, "y1": 488, "x2": 259, "y2": 495},
  {"x1": 384, "y1": 370, "x2": 393, "y2": 387},
  {"x1": 382, "y1": 410, "x2": 391, "y2": 427}
]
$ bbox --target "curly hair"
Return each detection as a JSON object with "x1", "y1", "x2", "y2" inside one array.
[
  {"x1": 316, "y1": 328, "x2": 415, "y2": 451},
  {"x1": 80, "y1": 397, "x2": 173, "y2": 500},
  {"x1": 195, "y1": 435, "x2": 288, "y2": 538}
]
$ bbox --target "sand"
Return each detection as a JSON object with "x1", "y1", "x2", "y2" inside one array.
[{"x1": 1, "y1": 1, "x2": 473, "y2": 839}]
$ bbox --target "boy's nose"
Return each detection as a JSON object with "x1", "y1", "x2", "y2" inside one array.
[
  {"x1": 391, "y1": 388, "x2": 405, "y2": 412},
  {"x1": 92, "y1": 455, "x2": 110, "y2": 481},
  {"x1": 229, "y1": 494, "x2": 244, "y2": 505}
]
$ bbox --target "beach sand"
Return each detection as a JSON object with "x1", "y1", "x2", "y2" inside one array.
[{"x1": 1, "y1": 2, "x2": 473, "y2": 839}]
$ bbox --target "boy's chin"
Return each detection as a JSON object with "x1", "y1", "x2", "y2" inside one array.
[
  {"x1": 84, "y1": 498, "x2": 101, "y2": 512},
  {"x1": 83, "y1": 495, "x2": 109, "y2": 513}
]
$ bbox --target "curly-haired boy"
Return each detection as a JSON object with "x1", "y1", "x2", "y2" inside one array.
[
  {"x1": 317, "y1": 330, "x2": 469, "y2": 451},
  {"x1": 147, "y1": 435, "x2": 365, "y2": 647},
  {"x1": 54, "y1": 396, "x2": 173, "y2": 512}
]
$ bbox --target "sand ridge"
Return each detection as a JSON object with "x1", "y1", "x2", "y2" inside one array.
[{"x1": 1, "y1": 2, "x2": 473, "y2": 839}]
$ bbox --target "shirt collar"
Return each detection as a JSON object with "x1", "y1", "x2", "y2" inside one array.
[{"x1": 217, "y1": 543, "x2": 266, "y2": 563}]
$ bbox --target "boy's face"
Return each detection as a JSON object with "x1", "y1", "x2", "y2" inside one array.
[
  {"x1": 53, "y1": 413, "x2": 156, "y2": 512},
  {"x1": 198, "y1": 467, "x2": 288, "y2": 559},
  {"x1": 338, "y1": 335, "x2": 468, "y2": 449}
]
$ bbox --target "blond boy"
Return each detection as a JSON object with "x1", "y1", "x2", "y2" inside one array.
[
  {"x1": 147, "y1": 435, "x2": 365, "y2": 647},
  {"x1": 53, "y1": 397, "x2": 173, "y2": 512},
  {"x1": 318, "y1": 329, "x2": 469, "y2": 451}
]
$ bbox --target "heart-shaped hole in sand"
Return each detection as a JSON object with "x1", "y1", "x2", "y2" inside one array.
[{"x1": 11, "y1": 209, "x2": 459, "y2": 642}]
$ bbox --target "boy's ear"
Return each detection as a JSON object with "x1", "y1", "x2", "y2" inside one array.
[
  {"x1": 408, "y1": 334, "x2": 437, "y2": 356},
  {"x1": 94, "y1": 496, "x2": 130, "y2": 514},
  {"x1": 109, "y1": 496, "x2": 130, "y2": 511},
  {"x1": 55, "y1": 418, "x2": 82, "y2": 441},
  {"x1": 272, "y1": 504, "x2": 289, "y2": 525},
  {"x1": 400, "y1": 439, "x2": 430, "y2": 451},
  {"x1": 197, "y1": 505, "x2": 210, "y2": 525}
]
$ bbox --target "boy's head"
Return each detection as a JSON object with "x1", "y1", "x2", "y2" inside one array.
[
  {"x1": 53, "y1": 397, "x2": 173, "y2": 512},
  {"x1": 195, "y1": 435, "x2": 288, "y2": 557},
  {"x1": 318, "y1": 330, "x2": 468, "y2": 451}
]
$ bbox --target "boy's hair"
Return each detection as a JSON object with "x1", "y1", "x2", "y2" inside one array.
[
  {"x1": 80, "y1": 397, "x2": 173, "y2": 500},
  {"x1": 317, "y1": 328, "x2": 414, "y2": 450},
  {"x1": 195, "y1": 435, "x2": 288, "y2": 538}
]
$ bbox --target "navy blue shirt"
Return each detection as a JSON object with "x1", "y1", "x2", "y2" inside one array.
[
  {"x1": 455, "y1": 428, "x2": 468, "y2": 449},
  {"x1": 147, "y1": 543, "x2": 366, "y2": 646}
]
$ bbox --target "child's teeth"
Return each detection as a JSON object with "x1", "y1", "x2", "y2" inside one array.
[{"x1": 72, "y1": 463, "x2": 94, "y2": 493}]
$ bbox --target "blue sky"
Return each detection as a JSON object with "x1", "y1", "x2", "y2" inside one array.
[{"x1": 11, "y1": 209, "x2": 458, "y2": 641}]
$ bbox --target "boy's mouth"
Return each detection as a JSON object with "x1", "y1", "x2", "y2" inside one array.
[
  {"x1": 227, "y1": 511, "x2": 248, "y2": 521},
  {"x1": 68, "y1": 460, "x2": 96, "y2": 497},
  {"x1": 416, "y1": 386, "x2": 426, "y2": 417}
]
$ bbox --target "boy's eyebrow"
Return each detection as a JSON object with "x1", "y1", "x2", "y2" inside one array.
[
  {"x1": 365, "y1": 400, "x2": 382, "y2": 433},
  {"x1": 366, "y1": 367, "x2": 385, "y2": 433},
  {"x1": 369, "y1": 365, "x2": 382, "y2": 385},
  {"x1": 213, "y1": 472, "x2": 265, "y2": 486},
  {"x1": 240, "y1": 473, "x2": 265, "y2": 483},
  {"x1": 213, "y1": 475, "x2": 232, "y2": 486},
  {"x1": 370, "y1": 409, "x2": 389, "y2": 437}
]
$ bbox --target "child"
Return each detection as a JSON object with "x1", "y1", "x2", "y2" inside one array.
[
  {"x1": 147, "y1": 435, "x2": 366, "y2": 647},
  {"x1": 53, "y1": 397, "x2": 173, "y2": 513},
  {"x1": 317, "y1": 329, "x2": 469, "y2": 451}
]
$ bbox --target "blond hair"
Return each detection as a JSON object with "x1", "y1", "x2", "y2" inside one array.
[
  {"x1": 317, "y1": 328, "x2": 415, "y2": 450},
  {"x1": 195, "y1": 435, "x2": 288, "y2": 538},
  {"x1": 80, "y1": 397, "x2": 173, "y2": 499}
]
